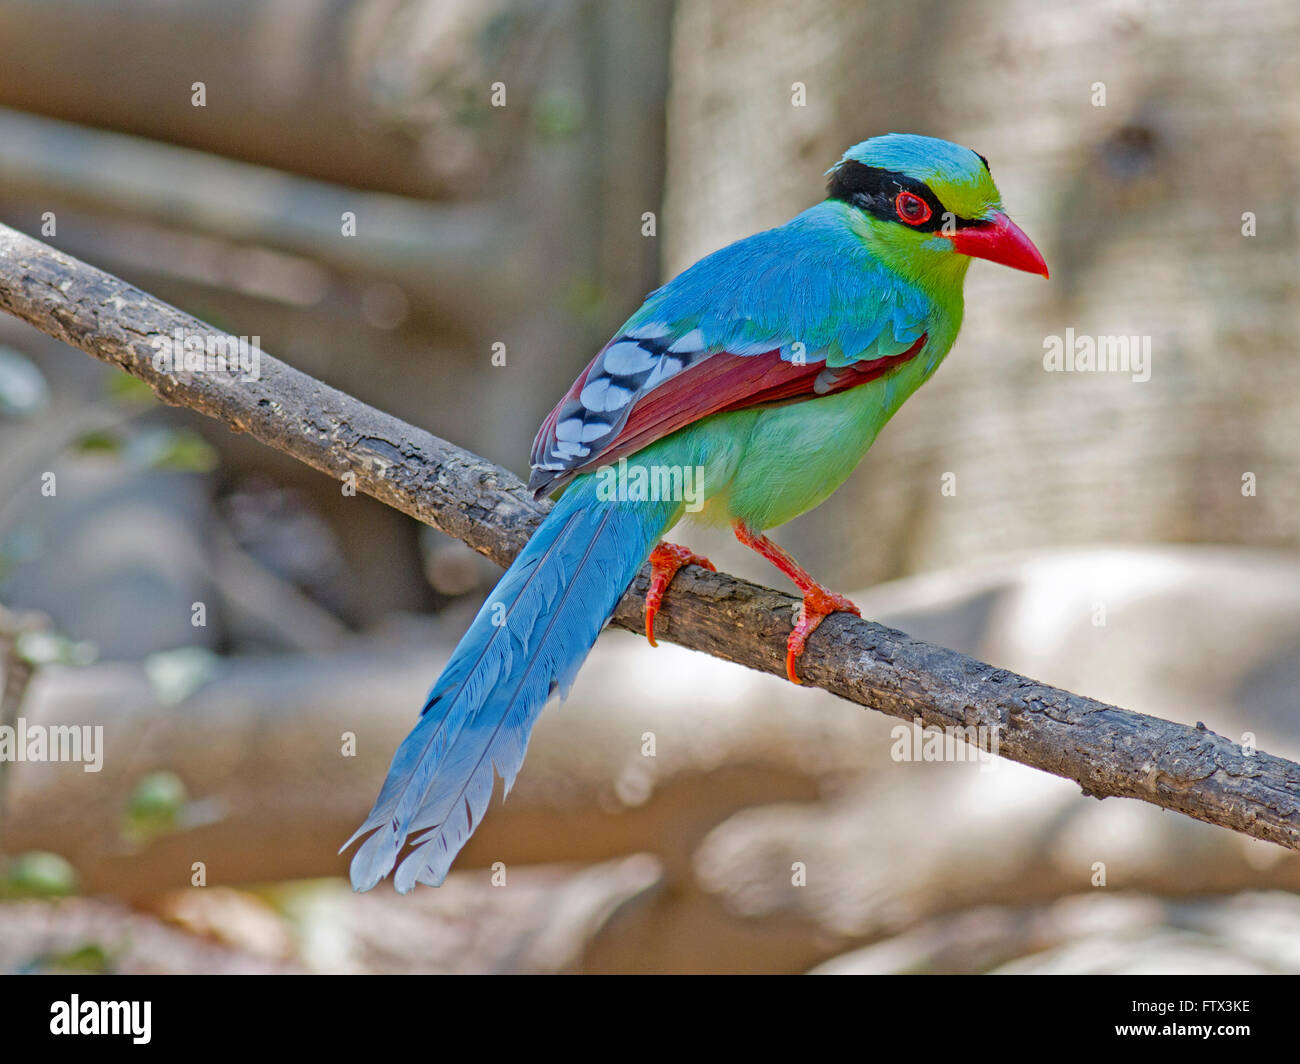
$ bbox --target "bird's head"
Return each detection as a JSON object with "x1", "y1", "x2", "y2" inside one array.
[{"x1": 828, "y1": 133, "x2": 1048, "y2": 285}]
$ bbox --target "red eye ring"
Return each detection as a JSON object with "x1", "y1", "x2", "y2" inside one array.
[{"x1": 894, "y1": 190, "x2": 932, "y2": 226}]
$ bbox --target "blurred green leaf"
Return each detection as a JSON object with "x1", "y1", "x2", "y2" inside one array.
[
  {"x1": 15, "y1": 629, "x2": 97, "y2": 668},
  {"x1": 124, "y1": 428, "x2": 219, "y2": 473},
  {"x1": 120, "y1": 770, "x2": 225, "y2": 846},
  {"x1": 143, "y1": 646, "x2": 219, "y2": 705},
  {"x1": 106, "y1": 371, "x2": 156, "y2": 405},
  {"x1": 533, "y1": 90, "x2": 585, "y2": 139},
  {"x1": 0, "y1": 345, "x2": 50, "y2": 416},
  {"x1": 72, "y1": 429, "x2": 123, "y2": 456},
  {"x1": 122, "y1": 770, "x2": 189, "y2": 845},
  {"x1": 39, "y1": 943, "x2": 110, "y2": 974},
  {"x1": 1, "y1": 851, "x2": 78, "y2": 898},
  {"x1": 128, "y1": 770, "x2": 188, "y2": 819}
]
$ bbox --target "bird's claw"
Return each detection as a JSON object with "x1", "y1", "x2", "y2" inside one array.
[
  {"x1": 786, "y1": 586, "x2": 860, "y2": 684},
  {"x1": 645, "y1": 542, "x2": 715, "y2": 647}
]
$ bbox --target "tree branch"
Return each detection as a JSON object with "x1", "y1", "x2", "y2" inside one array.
[{"x1": 1, "y1": 219, "x2": 1297, "y2": 852}]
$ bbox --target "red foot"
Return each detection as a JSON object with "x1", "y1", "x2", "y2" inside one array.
[
  {"x1": 786, "y1": 585, "x2": 860, "y2": 685},
  {"x1": 732, "y1": 522, "x2": 859, "y2": 684},
  {"x1": 645, "y1": 542, "x2": 715, "y2": 647}
]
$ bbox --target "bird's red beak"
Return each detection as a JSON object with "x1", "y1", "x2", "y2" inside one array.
[{"x1": 943, "y1": 211, "x2": 1049, "y2": 278}]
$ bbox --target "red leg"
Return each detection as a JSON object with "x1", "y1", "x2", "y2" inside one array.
[
  {"x1": 644, "y1": 542, "x2": 715, "y2": 647},
  {"x1": 733, "y1": 522, "x2": 860, "y2": 684}
]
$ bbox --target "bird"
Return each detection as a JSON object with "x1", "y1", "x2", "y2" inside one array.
[{"x1": 345, "y1": 133, "x2": 1048, "y2": 892}]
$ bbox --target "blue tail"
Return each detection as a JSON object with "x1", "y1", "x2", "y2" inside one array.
[{"x1": 345, "y1": 475, "x2": 679, "y2": 892}]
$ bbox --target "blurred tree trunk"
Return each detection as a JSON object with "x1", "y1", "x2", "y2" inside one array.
[{"x1": 0, "y1": 0, "x2": 552, "y2": 198}]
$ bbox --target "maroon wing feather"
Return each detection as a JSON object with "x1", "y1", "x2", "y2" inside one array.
[{"x1": 528, "y1": 333, "x2": 926, "y2": 497}]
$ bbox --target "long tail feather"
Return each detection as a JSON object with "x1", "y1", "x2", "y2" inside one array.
[{"x1": 345, "y1": 475, "x2": 679, "y2": 892}]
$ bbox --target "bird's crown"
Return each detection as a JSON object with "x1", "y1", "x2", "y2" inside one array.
[{"x1": 828, "y1": 133, "x2": 1001, "y2": 228}]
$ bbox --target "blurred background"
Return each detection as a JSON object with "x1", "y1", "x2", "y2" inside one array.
[{"x1": 0, "y1": 0, "x2": 1297, "y2": 974}]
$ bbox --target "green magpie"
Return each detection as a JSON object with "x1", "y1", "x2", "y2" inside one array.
[{"x1": 346, "y1": 133, "x2": 1048, "y2": 892}]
